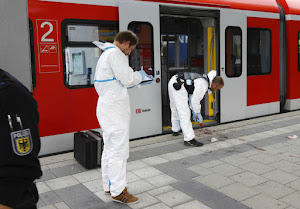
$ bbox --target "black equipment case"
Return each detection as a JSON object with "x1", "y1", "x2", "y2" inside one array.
[{"x1": 74, "y1": 130, "x2": 103, "y2": 169}]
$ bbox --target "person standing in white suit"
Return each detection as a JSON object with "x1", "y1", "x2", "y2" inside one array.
[{"x1": 94, "y1": 31, "x2": 148, "y2": 204}]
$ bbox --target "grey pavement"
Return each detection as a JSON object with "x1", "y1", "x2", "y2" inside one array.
[{"x1": 37, "y1": 111, "x2": 300, "y2": 209}]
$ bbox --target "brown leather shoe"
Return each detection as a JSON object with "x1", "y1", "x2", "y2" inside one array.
[{"x1": 112, "y1": 188, "x2": 138, "y2": 204}]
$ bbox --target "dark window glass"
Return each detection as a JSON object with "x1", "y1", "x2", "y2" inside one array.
[
  {"x1": 128, "y1": 22, "x2": 154, "y2": 77},
  {"x1": 225, "y1": 27, "x2": 242, "y2": 77},
  {"x1": 61, "y1": 19, "x2": 118, "y2": 89},
  {"x1": 247, "y1": 28, "x2": 272, "y2": 76},
  {"x1": 160, "y1": 18, "x2": 204, "y2": 73}
]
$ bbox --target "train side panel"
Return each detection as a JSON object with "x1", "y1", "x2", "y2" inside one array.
[
  {"x1": 246, "y1": 17, "x2": 280, "y2": 105},
  {"x1": 246, "y1": 15, "x2": 280, "y2": 117},
  {"x1": 28, "y1": 0, "x2": 119, "y2": 154},
  {"x1": 0, "y1": 0, "x2": 32, "y2": 90}
]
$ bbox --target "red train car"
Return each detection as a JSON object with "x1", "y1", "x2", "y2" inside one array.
[{"x1": 3, "y1": 0, "x2": 295, "y2": 155}]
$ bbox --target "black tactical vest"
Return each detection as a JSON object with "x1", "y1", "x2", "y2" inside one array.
[{"x1": 173, "y1": 72, "x2": 210, "y2": 94}]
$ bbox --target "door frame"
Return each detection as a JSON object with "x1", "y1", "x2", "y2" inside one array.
[
  {"x1": 119, "y1": 1, "x2": 162, "y2": 139},
  {"x1": 219, "y1": 9, "x2": 247, "y2": 123}
]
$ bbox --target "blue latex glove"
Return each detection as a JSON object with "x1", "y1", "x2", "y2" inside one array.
[
  {"x1": 140, "y1": 75, "x2": 154, "y2": 86},
  {"x1": 192, "y1": 111, "x2": 203, "y2": 124},
  {"x1": 139, "y1": 69, "x2": 147, "y2": 80}
]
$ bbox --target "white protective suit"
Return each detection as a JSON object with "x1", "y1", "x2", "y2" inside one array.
[
  {"x1": 94, "y1": 42, "x2": 142, "y2": 197},
  {"x1": 168, "y1": 70, "x2": 216, "y2": 141}
]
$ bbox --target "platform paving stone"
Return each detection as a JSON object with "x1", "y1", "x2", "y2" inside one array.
[
  {"x1": 141, "y1": 156, "x2": 169, "y2": 165},
  {"x1": 239, "y1": 161, "x2": 276, "y2": 175},
  {"x1": 72, "y1": 169, "x2": 101, "y2": 183},
  {"x1": 155, "y1": 190, "x2": 193, "y2": 207},
  {"x1": 39, "y1": 191, "x2": 62, "y2": 206},
  {"x1": 230, "y1": 171, "x2": 268, "y2": 187},
  {"x1": 147, "y1": 185, "x2": 175, "y2": 196},
  {"x1": 82, "y1": 179, "x2": 103, "y2": 193},
  {"x1": 172, "y1": 200, "x2": 211, "y2": 209},
  {"x1": 286, "y1": 179, "x2": 300, "y2": 190},
  {"x1": 54, "y1": 202, "x2": 71, "y2": 209},
  {"x1": 187, "y1": 165, "x2": 215, "y2": 176},
  {"x1": 252, "y1": 181, "x2": 296, "y2": 199},
  {"x1": 209, "y1": 163, "x2": 244, "y2": 177},
  {"x1": 37, "y1": 111, "x2": 300, "y2": 209},
  {"x1": 37, "y1": 181, "x2": 52, "y2": 194},
  {"x1": 48, "y1": 164, "x2": 84, "y2": 178},
  {"x1": 279, "y1": 191, "x2": 300, "y2": 208},
  {"x1": 261, "y1": 169, "x2": 298, "y2": 184},
  {"x1": 143, "y1": 202, "x2": 171, "y2": 209},
  {"x1": 145, "y1": 174, "x2": 177, "y2": 187},
  {"x1": 194, "y1": 173, "x2": 235, "y2": 189},
  {"x1": 55, "y1": 184, "x2": 92, "y2": 201},
  {"x1": 127, "y1": 179, "x2": 156, "y2": 194},
  {"x1": 132, "y1": 166, "x2": 163, "y2": 179},
  {"x1": 39, "y1": 205, "x2": 57, "y2": 209},
  {"x1": 63, "y1": 193, "x2": 103, "y2": 209},
  {"x1": 217, "y1": 182, "x2": 260, "y2": 201},
  {"x1": 127, "y1": 171, "x2": 142, "y2": 183},
  {"x1": 44, "y1": 176, "x2": 79, "y2": 190},
  {"x1": 129, "y1": 192, "x2": 160, "y2": 209},
  {"x1": 242, "y1": 194, "x2": 288, "y2": 209},
  {"x1": 206, "y1": 197, "x2": 251, "y2": 209},
  {"x1": 38, "y1": 169, "x2": 57, "y2": 182}
]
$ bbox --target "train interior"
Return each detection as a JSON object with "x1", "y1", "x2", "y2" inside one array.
[{"x1": 159, "y1": 7, "x2": 220, "y2": 132}]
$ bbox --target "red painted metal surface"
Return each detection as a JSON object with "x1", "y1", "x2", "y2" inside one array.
[
  {"x1": 28, "y1": 0, "x2": 119, "y2": 137},
  {"x1": 277, "y1": 0, "x2": 300, "y2": 15},
  {"x1": 247, "y1": 17, "x2": 280, "y2": 106}
]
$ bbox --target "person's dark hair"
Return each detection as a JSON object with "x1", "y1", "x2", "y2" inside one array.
[
  {"x1": 212, "y1": 76, "x2": 224, "y2": 86},
  {"x1": 115, "y1": 30, "x2": 139, "y2": 46}
]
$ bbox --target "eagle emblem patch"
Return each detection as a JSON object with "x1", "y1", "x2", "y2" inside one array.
[{"x1": 10, "y1": 129, "x2": 33, "y2": 156}]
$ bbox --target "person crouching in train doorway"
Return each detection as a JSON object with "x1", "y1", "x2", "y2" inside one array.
[
  {"x1": 94, "y1": 31, "x2": 151, "y2": 205},
  {"x1": 168, "y1": 70, "x2": 224, "y2": 147}
]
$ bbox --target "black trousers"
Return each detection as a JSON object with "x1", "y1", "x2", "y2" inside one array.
[
  {"x1": 15, "y1": 183, "x2": 39, "y2": 209},
  {"x1": 0, "y1": 182, "x2": 38, "y2": 209}
]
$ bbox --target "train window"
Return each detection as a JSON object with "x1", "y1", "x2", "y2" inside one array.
[
  {"x1": 225, "y1": 27, "x2": 242, "y2": 77},
  {"x1": 61, "y1": 19, "x2": 118, "y2": 89},
  {"x1": 128, "y1": 22, "x2": 154, "y2": 77},
  {"x1": 161, "y1": 34, "x2": 188, "y2": 70},
  {"x1": 247, "y1": 28, "x2": 272, "y2": 76},
  {"x1": 298, "y1": 32, "x2": 300, "y2": 71},
  {"x1": 163, "y1": 34, "x2": 189, "y2": 71}
]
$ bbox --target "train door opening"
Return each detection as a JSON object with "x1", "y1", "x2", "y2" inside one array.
[{"x1": 160, "y1": 8, "x2": 219, "y2": 132}]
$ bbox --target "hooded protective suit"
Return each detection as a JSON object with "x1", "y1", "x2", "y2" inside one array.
[
  {"x1": 94, "y1": 42, "x2": 142, "y2": 197},
  {"x1": 168, "y1": 70, "x2": 216, "y2": 141}
]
